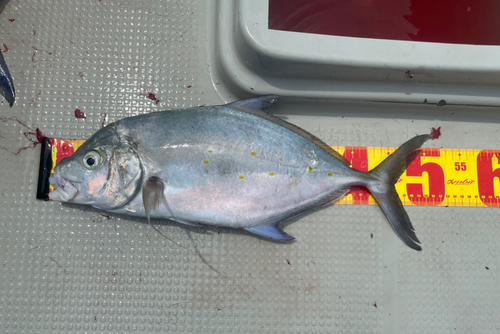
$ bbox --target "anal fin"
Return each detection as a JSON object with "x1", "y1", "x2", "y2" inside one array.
[
  {"x1": 244, "y1": 187, "x2": 350, "y2": 242},
  {"x1": 245, "y1": 222, "x2": 294, "y2": 241}
]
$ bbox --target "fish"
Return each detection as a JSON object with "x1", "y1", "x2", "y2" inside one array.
[
  {"x1": 49, "y1": 96, "x2": 431, "y2": 250},
  {"x1": 0, "y1": 0, "x2": 15, "y2": 107}
]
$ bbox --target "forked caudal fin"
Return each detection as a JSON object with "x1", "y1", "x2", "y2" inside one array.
[{"x1": 366, "y1": 134, "x2": 431, "y2": 251}]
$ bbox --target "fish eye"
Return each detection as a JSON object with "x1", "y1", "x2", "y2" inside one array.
[{"x1": 83, "y1": 151, "x2": 101, "y2": 169}]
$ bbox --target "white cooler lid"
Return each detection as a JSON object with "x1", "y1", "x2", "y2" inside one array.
[{"x1": 212, "y1": 0, "x2": 500, "y2": 106}]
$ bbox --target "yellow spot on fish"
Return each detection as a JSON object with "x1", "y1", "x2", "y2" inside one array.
[
  {"x1": 239, "y1": 176, "x2": 245, "y2": 179},
  {"x1": 208, "y1": 150, "x2": 213, "y2": 153},
  {"x1": 269, "y1": 172, "x2": 275, "y2": 176},
  {"x1": 308, "y1": 166, "x2": 314, "y2": 171},
  {"x1": 203, "y1": 160, "x2": 209, "y2": 164},
  {"x1": 251, "y1": 151, "x2": 257, "y2": 156},
  {"x1": 327, "y1": 173, "x2": 333, "y2": 177}
]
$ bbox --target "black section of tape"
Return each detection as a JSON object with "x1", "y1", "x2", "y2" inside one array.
[{"x1": 36, "y1": 138, "x2": 52, "y2": 200}]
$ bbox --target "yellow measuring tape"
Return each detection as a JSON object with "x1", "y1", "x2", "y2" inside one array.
[
  {"x1": 49, "y1": 139, "x2": 500, "y2": 207},
  {"x1": 332, "y1": 146, "x2": 499, "y2": 207}
]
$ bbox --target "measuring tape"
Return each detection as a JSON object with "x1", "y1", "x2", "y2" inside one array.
[{"x1": 45, "y1": 139, "x2": 500, "y2": 207}]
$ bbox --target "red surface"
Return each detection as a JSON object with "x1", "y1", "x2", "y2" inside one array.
[
  {"x1": 51, "y1": 139, "x2": 75, "y2": 165},
  {"x1": 406, "y1": 149, "x2": 445, "y2": 205},
  {"x1": 74, "y1": 109, "x2": 86, "y2": 119},
  {"x1": 477, "y1": 151, "x2": 500, "y2": 206},
  {"x1": 343, "y1": 147, "x2": 371, "y2": 205},
  {"x1": 269, "y1": 0, "x2": 500, "y2": 45}
]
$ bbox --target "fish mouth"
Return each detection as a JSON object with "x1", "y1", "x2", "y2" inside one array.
[{"x1": 49, "y1": 173, "x2": 79, "y2": 202}]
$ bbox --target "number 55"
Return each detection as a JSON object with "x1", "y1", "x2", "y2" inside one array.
[{"x1": 454, "y1": 162, "x2": 466, "y2": 171}]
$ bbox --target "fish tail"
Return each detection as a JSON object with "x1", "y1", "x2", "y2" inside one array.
[{"x1": 365, "y1": 134, "x2": 431, "y2": 251}]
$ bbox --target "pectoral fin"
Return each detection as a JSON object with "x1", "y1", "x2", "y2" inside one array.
[
  {"x1": 245, "y1": 222, "x2": 295, "y2": 241},
  {"x1": 142, "y1": 176, "x2": 165, "y2": 221}
]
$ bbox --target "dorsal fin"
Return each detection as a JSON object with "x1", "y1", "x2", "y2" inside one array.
[
  {"x1": 227, "y1": 96, "x2": 350, "y2": 166},
  {"x1": 227, "y1": 95, "x2": 279, "y2": 115}
]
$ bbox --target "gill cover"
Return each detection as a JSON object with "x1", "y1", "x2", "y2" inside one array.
[{"x1": 97, "y1": 144, "x2": 143, "y2": 210}]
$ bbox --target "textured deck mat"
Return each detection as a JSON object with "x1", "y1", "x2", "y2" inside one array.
[{"x1": 1, "y1": 1, "x2": 500, "y2": 334}]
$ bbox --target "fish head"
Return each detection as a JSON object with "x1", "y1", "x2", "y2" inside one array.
[{"x1": 49, "y1": 125, "x2": 143, "y2": 210}]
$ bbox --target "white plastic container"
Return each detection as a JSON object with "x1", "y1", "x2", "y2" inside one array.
[{"x1": 212, "y1": 0, "x2": 500, "y2": 106}]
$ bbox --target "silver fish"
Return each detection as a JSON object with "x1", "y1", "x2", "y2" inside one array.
[{"x1": 49, "y1": 96, "x2": 431, "y2": 250}]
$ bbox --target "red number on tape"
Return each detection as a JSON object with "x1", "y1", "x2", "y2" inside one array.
[
  {"x1": 477, "y1": 150, "x2": 500, "y2": 207},
  {"x1": 406, "y1": 149, "x2": 445, "y2": 206}
]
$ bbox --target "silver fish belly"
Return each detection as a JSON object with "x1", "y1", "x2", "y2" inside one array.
[{"x1": 49, "y1": 96, "x2": 431, "y2": 250}]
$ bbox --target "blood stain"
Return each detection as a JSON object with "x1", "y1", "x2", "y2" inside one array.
[
  {"x1": 36, "y1": 129, "x2": 46, "y2": 143},
  {"x1": 187, "y1": 85, "x2": 192, "y2": 89},
  {"x1": 0, "y1": 117, "x2": 47, "y2": 155},
  {"x1": 100, "y1": 213, "x2": 112, "y2": 220},
  {"x1": 31, "y1": 46, "x2": 39, "y2": 62},
  {"x1": 8, "y1": 19, "x2": 15, "y2": 22},
  {"x1": 430, "y1": 127, "x2": 441, "y2": 140},
  {"x1": 74, "y1": 109, "x2": 86, "y2": 119},
  {"x1": 286, "y1": 259, "x2": 291, "y2": 265},
  {"x1": 2, "y1": 44, "x2": 8, "y2": 52},
  {"x1": 373, "y1": 302, "x2": 377, "y2": 308},
  {"x1": 141, "y1": 93, "x2": 160, "y2": 104}
]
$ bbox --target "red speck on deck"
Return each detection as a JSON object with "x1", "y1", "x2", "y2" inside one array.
[
  {"x1": 31, "y1": 46, "x2": 39, "y2": 62},
  {"x1": 286, "y1": 259, "x2": 291, "y2": 265},
  {"x1": 2, "y1": 44, "x2": 8, "y2": 52},
  {"x1": 74, "y1": 109, "x2": 86, "y2": 119},
  {"x1": 141, "y1": 93, "x2": 160, "y2": 104},
  {"x1": 187, "y1": 85, "x2": 192, "y2": 89},
  {"x1": 373, "y1": 302, "x2": 377, "y2": 308},
  {"x1": 8, "y1": 19, "x2": 15, "y2": 22},
  {"x1": 430, "y1": 127, "x2": 441, "y2": 140}
]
